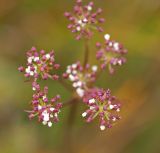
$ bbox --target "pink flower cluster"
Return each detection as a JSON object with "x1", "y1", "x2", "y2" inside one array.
[
  {"x1": 28, "y1": 84, "x2": 62, "y2": 127},
  {"x1": 19, "y1": 47, "x2": 62, "y2": 127},
  {"x1": 96, "y1": 34, "x2": 127, "y2": 74},
  {"x1": 82, "y1": 88, "x2": 121, "y2": 130},
  {"x1": 18, "y1": 47, "x2": 60, "y2": 80},
  {"x1": 64, "y1": 0, "x2": 105, "y2": 40},
  {"x1": 63, "y1": 62, "x2": 98, "y2": 97},
  {"x1": 19, "y1": 0, "x2": 128, "y2": 131}
]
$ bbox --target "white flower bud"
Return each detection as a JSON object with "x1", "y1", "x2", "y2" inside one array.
[
  {"x1": 82, "y1": 112, "x2": 87, "y2": 117},
  {"x1": 48, "y1": 122, "x2": 52, "y2": 127},
  {"x1": 100, "y1": 125, "x2": 106, "y2": 131},
  {"x1": 104, "y1": 34, "x2": 110, "y2": 40},
  {"x1": 89, "y1": 98, "x2": 96, "y2": 104}
]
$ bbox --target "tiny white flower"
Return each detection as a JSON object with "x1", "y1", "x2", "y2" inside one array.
[
  {"x1": 48, "y1": 121, "x2": 52, "y2": 127},
  {"x1": 78, "y1": 20, "x2": 82, "y2": 24},
  {"x1": 104, "y1": 34, "x2": 110, "y2": 40},
  {"x1": 89, "y1": 98, "x2": 96, "y2": 104},
  {"x1": 42, "y1": 111, "x2": 49, "y2": 122},
  {"x1": 42, "y1": 121, "x2": 47, "y2": 125},
  {"x1": 32, "y1": 87, "x2": 36, "y2": 91},
  {"x1": 87, "y1": 6, "x2": 92, "y2": 11},
  {"x1": 69, "y1": 74, "x2": 75, "y2": 81},
  {"x1": 76, "y1": 26, "x2": 81, "y2": 31},
  {"x1": 45, "y1": 54, "x2": 50, "y2": 59},
  {"x1": 90, "y1": 106, "x2": 95, "y2": 110},
  {"x1": 30, "y1": 71, "x2": 34, "y2": 76},
  {"x1": 114, "y1": 42, "x2": 119, "y2": 50},
  {"x1": 27, "y1": 56, "x2": 34, "y2": 63},
  {"x1": 109, "y1": 42, "x2": 112, "y2": 47},
  {"x1": 73, "y1": 82, "x2": 78, "y2": 88},
  {"x1": 50, "y1": 114, "x2": 53, "y2": 118},
  {"x1": 25, "y1": 66, "x2": 30, "y2": 73},
  {"x1": 109, "y1": 105, "x2": 114, "y2": 110},
  {"x1": 66, "y1": 69, "x2": 71, "y2": 74},
  {"x1": 72, "y1": 64, "x2": 77, "y2": 69},
  {"x1": 54, "y1": 113, "x2": 58, "y2": 117},
  {"x1": 92, "y1": 65, "x2": 98, "y2": 72},
  {"x1": 82, "y1": 112, "x2": 87, "y2": 117},
  {"x1": 76, "y1": 88, "x2": 84, "y2": 97},
  {"x1": 117, "y1": 108, "x2": 120, "y2": 112},
  {"x1": 42, "y1": 95, "x2": 47, "y2": 100},
  {"x1": 118, "y1": 60, "x2": 122, "y2": 65},
  {"x1": 83, "y1": 18, "x2": 88, "y2": 23},
  {"x1": 50, "y1": 107, "x2": 55, "y2": 111},
  {"x1": 38, "y1": 105, "x2": 42, "y2": 110},
  {"x1": 72, "y1": 70, "x2": 77, "y2": 74},
  {"x1": 100, "y1": 125, "x2": 106, "y2": 131},
  {"x1": 76, "y1": 81, "x2": 82, "y2": 87},
  {"x1": 112, "y1": 117, "x2": 116, "y2": 121},
  {"x1": 34, "y1": 57, "x2": 39, "y2": 62}
]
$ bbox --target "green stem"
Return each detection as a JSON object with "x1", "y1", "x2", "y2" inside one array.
[{"x1": 83, "y1": 39, "x2": 89, "y2": 68}]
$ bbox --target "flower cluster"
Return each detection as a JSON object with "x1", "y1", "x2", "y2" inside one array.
[
  {"x1": 19, "y1": 47, "x2": 62, "y2": 126},
  {"x1": 28, "y1": 83, "x2": 62, "y2": 127},
  {"x1": 82, "y1": 88, "x2": 121, "y2": 130},
  {"x1": 64, "y1": 0, "x2": 105, "y2": 40},
  {"x1": 19, "y1": 0, "x2": 128, "y2": 131},
  {"x1": 18, "y1": 47, "x2": 60, "y2": 80},
  {"x1": 63, "y1": 62, "x2": 98, "y2": 97},
  {"x1": 96, "y1": 34, "x2": 127, "y2": 74}
]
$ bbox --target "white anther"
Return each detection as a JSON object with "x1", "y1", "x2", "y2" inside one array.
[
  {"x1": 92, "y1": 65, "x2": 98, "y2": 72},
  {"x1": 46, "y1": 54, "x2": 50, "y2": 59},
  {"x1": 89, "y1": 98, "x2": 96, "y2": 104},
  {"x1": 100, "y1": 125, "x2": 106, "y2": 131},
  {"x1": 104, "y1": 34, "x2": 110, "y2": 40},
  {"x1": 48, "y1": 122, "x2": 52, "y2": 127},
  {"x1": 82, "y1": 112, "x2": 87, "y2": 117}
]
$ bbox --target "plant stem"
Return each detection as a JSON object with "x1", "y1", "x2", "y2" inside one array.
[
  {"x1": 58, "y1": 78, "x2": 73, "y2": 92},
  {"x1": 63, "y1": 98, "x2": 79, "y2": 153},
  {"x1": 63, "y1": 97, "x2": 79, "y2": 107},
  {"x1": 83, "y1": 39, "x2": 89, "y2": 68},
  {"x1": 48, "y1": 74, "x2": 73, "y2": 92}
]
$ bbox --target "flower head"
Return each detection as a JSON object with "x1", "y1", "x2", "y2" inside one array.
[
  {"x1": 96, "y1": 34, "x2": 127, "y2": 74},
  {"x1": 64, "y1": 0, "x2": 105, "y2": 40},
  {"x1": 18, "y1": 47, "x2": 60, "y2": 80},
  {"x1": 63, "y1": 62, "x2": 98, "y2": 97},
  {"x1": 27, "y1": 84, "x2": 62, "y2": 127},
  {"x1": 82, "y1": 88, "x2": 121, "y2": 130}
]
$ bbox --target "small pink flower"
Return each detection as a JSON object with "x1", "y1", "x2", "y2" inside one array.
[
  {"x1": 96, "y1": 34, "x2": 127, "y2": 74},
  {"x1": 18, "y1": 47, "x2": 60, "y2": 80},
  {"x1": 82, "y1": 88, "x2": 121, "y2": 130},
  {"x1": 63, "y1": 61, "x2": 98, "y2": 97},
  {"x1": 64, "y1": 0, "x2": 105, "y2": 40},
  {"x1": 26, "y1": 84, "x2": 62, "y2": 127}
]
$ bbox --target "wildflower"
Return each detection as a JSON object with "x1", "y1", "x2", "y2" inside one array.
[
  {"x1": 96, "y1": 34, "x2": 127, "y2": 74},
  {"x1": 64, "y1": 0, "x2": 105, "y2": 40},
  {"x1": 27, "y1": 84, "x2": 62, "y2": 127},
  {"x1": 63, "y1": 62, "x2": 98, "y2": 97},
  {"x1": 18, "y1": 47, "x2": 60, "y2": 80},
  {"x1": 82, "y1": 88, "x2": 121, "y2": 130}
]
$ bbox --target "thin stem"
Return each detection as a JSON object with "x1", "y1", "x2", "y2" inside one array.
[
  {"x1": 95, "y1": 67, "x2": 103, "y2": 81},
  {"x1": 83, "y1": 39, "x2": 89, "y2": 68},
  {"x1": 63, "y1": 97, "x2": 79, "y2": 107},
  {"x1": 63, "y1": 98, "x2": 79, "y2": 153},
  {"x1": 58, "y1": 78, "x2": 73, "y2": 92},
  {"x1": 48, "y1": 74, "x2": 73, "y2": 92}
]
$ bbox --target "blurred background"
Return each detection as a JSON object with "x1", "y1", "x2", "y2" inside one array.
[{"x1": 0, "y1": 0, "x2": 160, "y2": 153}]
